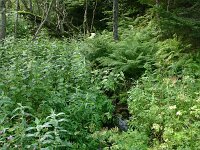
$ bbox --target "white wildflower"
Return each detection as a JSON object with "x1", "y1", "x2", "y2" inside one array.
[
  {"x1": 88, "y1": 33, "x2": 96, "y2": 39},
  {"x1": 169, "y1": 105, "x2": 176, "y2": 110},
  {"x1": 152, "y1": 123, "x2": 160, "y2": 132},
  {"x1": 176, "y1": 111, "x2": 182, "y2": 116}
]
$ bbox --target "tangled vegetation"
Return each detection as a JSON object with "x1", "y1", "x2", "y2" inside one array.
[{"x1": 1, "y1": 0, "x2": 200, "y2": 149}]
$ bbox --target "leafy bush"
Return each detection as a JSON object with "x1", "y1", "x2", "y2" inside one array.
[
  {"x1": 89, "y1": 24, "x2": 200, "y2": 149},
  {"x1": 126, "y1": 42, "x2": 200, "y2": 149},
  {"x1": 92, "y1": 128, "x2": 148, "y2": 150},
  {"x1": 85, "y1": 22, "x2": 159, "y2": 80},
  {"x1": 2, "y1": 7, "x2": 200, "y2": 149},
  {"x1": 0, "y1": 38, "x2": 113, "y2": 149}
]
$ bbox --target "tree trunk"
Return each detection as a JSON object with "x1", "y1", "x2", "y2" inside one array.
[
  {"x1": 0, "y1": 0, "x2": 6, "y2": 42},
  {"x1": 21, "y1": 0, "x2": 29, "y2": 11},
  {"x1": 156, "y1": 0, "x2": 159, "y2": 6},
  {"x1": 155, "y1": 0, "x2": 160, "y2": 19},
  {"x1": 15, "y1": 0, "x2": 19, "y2": 38},
  {"x1": 113, "y1": 0, "x2": 119, "y2": 41},
  {"x1": 29, "y1": 0, "x2": 33, "y2": 12},
  {"x1": 83, "y1": 0, "x2": 88, "y2": 36},
  {"x1": 35, "y1": 0, "x2": 41, "y2": 15},
  {"x1": 90, "y1": 0, "x2": 97, "y2": 33},
  {"x1": 167, "y1": 0, "x2": 170, "y2": 12}
]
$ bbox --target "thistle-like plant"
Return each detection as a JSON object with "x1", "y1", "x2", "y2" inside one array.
[
  {"x1": 26, "y1": 109, "x2": 71, "y2": 149},
  {"x1": 0, "y1": 103, "x2": 33, "y2": 149}
]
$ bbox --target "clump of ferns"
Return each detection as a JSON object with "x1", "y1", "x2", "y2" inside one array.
[{"x1": 98, "y1": 40, "x2": 156, "y2": 79}]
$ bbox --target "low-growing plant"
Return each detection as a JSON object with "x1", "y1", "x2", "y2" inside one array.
[
  {"x1": 92, "y1": 128, "x2": 148, "y2": 150},
  {"x1": 127, "y1": 51, "x2": 200, "y2": 149},
  {"x1": 91, "y1": 27, "x2": 200, "y2": 150},
  {"x1": 26, "y1": 110, "x2": 71, "y2": 149},
  {"x1": 0, "y1": 38, "x2": 113, "y2": 149},
  {"x1": 0, "y1": 103, "x2": 32, "y2": 149},
  {"x1": 85, "y1": 22, "x2": 159, "y2": 81}
]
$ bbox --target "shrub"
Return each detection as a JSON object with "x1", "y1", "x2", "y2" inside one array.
[
  {"x1": 85, "y1": 23, "x2": 159, "y2": 80},
  {"x1": 0, "y1": 38, "x2": 113, "y2": 149},
  {"x1": 127, "y1": 44, "x2": 200, "y2": 149}
]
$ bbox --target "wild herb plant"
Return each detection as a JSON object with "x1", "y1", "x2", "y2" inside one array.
[
  {"x1": 0, "y1": 103, "x2": 32, "y2": 149},
  {"x1": 0, "y1": 38, "x2": 113, "y2": 149},
  {"x1": 83, "y1": 18, "x2": 200, "y2": 149},
  {"x1": 1, "y1": 4, "x2": 200, "y2": 148},
  {"x1": 26, "y1": 110, "x2": 71, "y2": 149}
]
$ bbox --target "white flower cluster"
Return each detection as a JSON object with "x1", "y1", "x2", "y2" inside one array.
[{"x1": 169, "y1": 105, "x2": 176, "y2": 110}]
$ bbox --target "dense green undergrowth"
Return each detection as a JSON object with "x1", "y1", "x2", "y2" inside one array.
[
  {"x1": 0, "y1": 38, "x2": 113, "y2": 149},
  {"x1": 1, "y1": 15, "x2": 200, "y2": 149},
  {"x1": 83, "y1": 20, "x2": 200, "y2": 149}
]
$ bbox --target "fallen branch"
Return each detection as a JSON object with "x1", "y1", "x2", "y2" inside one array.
[{"x1": 32, "y1": 0, "x2": 55, "y2": 40}]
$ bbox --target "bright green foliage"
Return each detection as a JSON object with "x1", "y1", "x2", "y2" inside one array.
[
  {"x1": 25, "y1": 110, "x2": 70, "y2": 149},
  {"x1": 126, "y1": 40, "x2": 200, "y2": 149},
  {"x1": 84, "y1": 17, "x2": 200, "y2": 149},
  {"x1": 2, "y1": 0, "x2": 200, "y2": 149},
  {"x1": 99, "y1": 25, "x2": 157, "y2": 78},
  {"x1": 91, "y1": 69, "x2": 125, "y2": 94},
  {"x1": 92, "y1": 128, "x2": 148, "y2": 150},
  {"x1": 91, "y1": 40, "x2": 200, "y2": 150},
  {"x1": 0, "y1": 38, "x2": 113, "y2": 149},
  {"x1": 128, "y1": 68, "x2": 200, "y2": 149},
  {"x1": 1, "y1": 104, "x2": 70, "y2": 149},
  {"x1": 86, "y1": 22, "x2": 159, "y2": 79}
]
